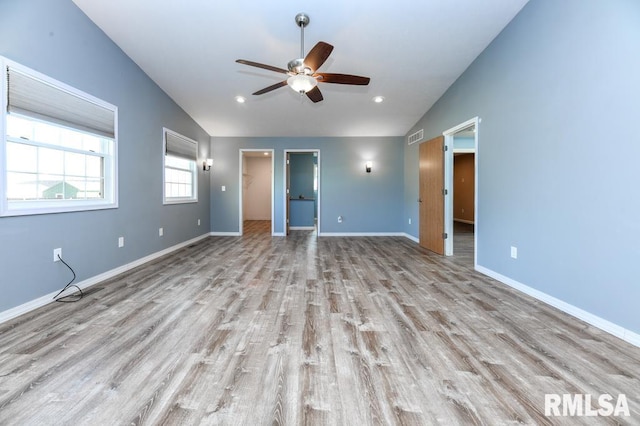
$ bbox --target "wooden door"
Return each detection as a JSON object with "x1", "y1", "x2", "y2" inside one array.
[
  {"x1": 286, "y1": 152, "x2": 291, "y2": 235},
  {"x1": 419, "y1": 136, "x2": 445, "y2": 254}
]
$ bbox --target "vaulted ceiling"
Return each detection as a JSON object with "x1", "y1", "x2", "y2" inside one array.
[{"x1": 72, "y1": 0, "x2": 529, "y2": 137}]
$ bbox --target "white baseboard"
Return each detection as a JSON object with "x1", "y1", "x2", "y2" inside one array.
[
  {"x1": 210, "y1": 231, "x2": 241, "y2": 236},
  {"x1": 319, "y1": 232, "x2": 406, "y2": 237},
  {"x1": 454, "y1": 218, "x2": 475, "y2": 225},
  {"x1": 272, "y1": 232, "x2": 285, "y2": 237},
  {"x1": 9, "y1": 233, "x2": 635, "y2": 350},
  {"x1": 0, "y1": 233, "x2": 210, "y2": 325},
  {"x1": 476, "y1": 265, "x2": 640, "y2": 348},
  {"x1": 403, "y1": 233, "x2": 420, "y2": 243},
  {"x1": 289, "y1": 226, "x2": 315, "y2": 230}
]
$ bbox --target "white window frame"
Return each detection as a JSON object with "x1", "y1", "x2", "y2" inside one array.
[
  {"x1": 0, "y1": 56, "x2": 118, "y2": 217},
  {"x1": 162, "y1": 128, "x2": 198, "y2": 205}
]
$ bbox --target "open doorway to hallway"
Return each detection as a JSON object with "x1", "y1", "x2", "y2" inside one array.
[
  {"x1": 240, "y1": 149, "x2": 274, "y2": 235},
  {"x1": 444, "y1": 118, "x2": 478, "y2": 267}
]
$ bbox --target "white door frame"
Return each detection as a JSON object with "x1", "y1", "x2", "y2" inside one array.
[
  {"x1": 284, "y1": 149, "x2": 321, "y2": 235},
  {"x1": 239, "y1": 149, "x2": 275, "y2": 235},
  {"x1": 443, "y1": 117, "x2": 479, "y2": 267}
]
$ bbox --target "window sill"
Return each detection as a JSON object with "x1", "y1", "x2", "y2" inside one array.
[
  {"x1": 1, "y1": 200, "x2": 118, "y2": 217},
  {"x1": 163, "y1": 198, "x2": 198, "y2": 206}
]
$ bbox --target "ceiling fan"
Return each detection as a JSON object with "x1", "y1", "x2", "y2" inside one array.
[{"x1": 236, "y1": 13, "x2": 370, "y2": 103}]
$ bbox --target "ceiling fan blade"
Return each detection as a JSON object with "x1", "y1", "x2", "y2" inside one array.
[
  {"x1": 306, "y1": 86, "x2": 323, "y2": 103},
  {"x1": 314, "y1": 73, "x2": 370, "y2": 85},
  {"x1": 236, "y1": 59, "x2": 289, "y2": 75},
  {"x1": 304, "y1": 42, "x2": 334, "y2": 72},
  {"x1": 253, "y1": 81, "x2": 288, "y2": 95}
]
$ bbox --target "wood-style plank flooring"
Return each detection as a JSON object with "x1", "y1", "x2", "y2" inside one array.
[
  {"x1": 243, "y1": 219, "x2": 271, "y2": 235},
  {"x1": 0, "y1": 221, "x2": 638, "y2": 425}
]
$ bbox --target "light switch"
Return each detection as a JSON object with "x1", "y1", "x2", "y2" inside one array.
[{"x1": 221, "y1": 185, "x2": 226, "y2": 191}]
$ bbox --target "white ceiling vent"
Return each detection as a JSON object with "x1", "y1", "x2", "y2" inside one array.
[{"x1": 408, "y1": 129, "x2": 424, "y2": 145}]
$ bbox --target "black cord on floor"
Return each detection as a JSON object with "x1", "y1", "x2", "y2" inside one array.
[{"x1": 53, "y1": 254, "x2": 83, "y2": 303}]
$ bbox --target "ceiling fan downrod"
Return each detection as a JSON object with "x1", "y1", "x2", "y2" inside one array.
[
  {"x1": 295, "y1": 13, "x2": 309, "y2": 59},
  {"x1": 288, "y1": 13, "x2": 311, "y2": 75}
]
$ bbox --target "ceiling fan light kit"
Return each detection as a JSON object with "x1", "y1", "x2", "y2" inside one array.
[
  {"x1": 287, "y1": 74, "x2": 317, "y2": 94},
  {"x1": 235, "y1": 13, "x2": 370, "y2": 103}
]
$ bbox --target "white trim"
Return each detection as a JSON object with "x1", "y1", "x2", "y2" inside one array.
[
  {"x1": 239, "y1": 149, "x2": 275, "y2": 236},
  {"x1": 289, "y1": 226, "x2": 315, "y2": 230},
  {"x1": 454, "y1": 218, "x2": 475, "y2": 225},
  {"x1": 476, "y1": 265, "x2": 640, "y2": 348},
  {"x1": 284, "y1": 149, "x2": 321, "y2": 235},
  {"x1": 404, "y1": 233, "x2": 420, "y2": 243},
  {"x1": 272, "y1": 232, "x2": 286, "y2": 237},
  {"x1": 319, "y1": 232, "x2": 406, "y2": 237},
  {"x1": 209, "y1": 231, "x2": 241, "y2": 236},
  {"x1": 453, "y1": 148, "x2": 475, "y2": 154},
  {"x1": 1, "y1": 58, "x2": 7, "y2": 216},
  {"x1": 0, "y1": 233, "x2": 210, "y2": 325},
  {"x1": 443, "y1": 117, "x2": 479, "y2": 268},
  {"x1": 163, "y1": 198, "x2": 198, "y2": 205}
]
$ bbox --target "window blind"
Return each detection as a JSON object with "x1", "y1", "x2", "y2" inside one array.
[
  {"x1": 6, "y1": 66, "x2": 116, "y2": 139},
  {"x1": 165, "y1": 130, "x2": 197, "y2": 161}
]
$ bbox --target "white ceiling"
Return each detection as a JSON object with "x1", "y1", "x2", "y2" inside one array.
[{"x1": 72, "y1": 0, "x2": 528, "y2": 138}]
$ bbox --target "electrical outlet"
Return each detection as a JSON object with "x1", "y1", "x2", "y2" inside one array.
[
  {"x1": 118, "y1": 236, "x2": 124, "y2": 248},
  {"x1": 159, "y1": 227, "x2": 164, "y2": 237},
  {"x1": 53, "y1": 248, "x2": 62, "y2": 262},
  {"x1": 408, "y1": 218, "x2": 412, "y2": 225},
  {"x1": 337, "y1": 215, "x2": 343, "y2": 223},
  {"x1": 510, "y1": 246, "x2": 518, "y2": 259},
  {"x1": 197, "y1": 219, "x2": 201, "y2": 226},
  {"x1": 221, "y1": 185, "x2": 226, "y2": 192}
]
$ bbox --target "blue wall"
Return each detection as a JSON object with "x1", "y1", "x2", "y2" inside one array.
[
  {"x1": 289, "y1": 153, "x2": 316, "y2": 227},
  {"x1": 404, "y1": 0, "x2": 640, "y2": 334},
  {"x1": 289, "y1": 153, "x2": 316, "y2": 199},
  {"x1": 0, "y1": 0, "x2": 211, "y2": 312},
  {"x1": 211, "y1": 137, "x2": 404, "y2": 234},
  {"x1": 289, "y1": 200, "x2": 316, "y2": 227}
]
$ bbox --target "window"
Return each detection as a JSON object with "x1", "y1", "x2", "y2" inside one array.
[
  {"x1": 1, "y1": 57, "x2": 117, "y2": 216},
  {"x1": 163, "y1": 128, "x2": 197, "y2": 204}
]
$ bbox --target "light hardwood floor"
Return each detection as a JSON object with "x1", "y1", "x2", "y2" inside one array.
[{"x1": 0, "y1": 223, "x2": 638, "y2": 425}]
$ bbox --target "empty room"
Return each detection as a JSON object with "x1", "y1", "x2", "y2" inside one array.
[{"x1": 1, "y1": 0, "x2": 639, "y2": 424}]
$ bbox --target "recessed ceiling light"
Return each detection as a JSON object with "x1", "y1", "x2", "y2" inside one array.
[
  {"x1": 235, "y1": 96, "x2": 246, "y2": 103},
  {"x1": 373, "y1": 96, "x2": 385, "y2": 103},
  {"x1": 263, "y1": 152, "x2": 269, "y2": 156}
]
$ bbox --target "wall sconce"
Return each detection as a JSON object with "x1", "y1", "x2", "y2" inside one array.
[
  {"x1": 203, "y1": 158, "x2": 213, "y2": 171},
  {"x1": 365, "y1": 161, "x2": 372, "y2": 173}
]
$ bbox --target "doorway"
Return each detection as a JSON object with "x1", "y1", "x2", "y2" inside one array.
[
  {"x1": 239, "y1": 149, "x2": 274, "y2": 235},
  {"x1": 284, "y1": 149, "x2": 320, "y2": 236},
  {"x1": 443, "y1": 117, "x2": 478, "y2": 266}
]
